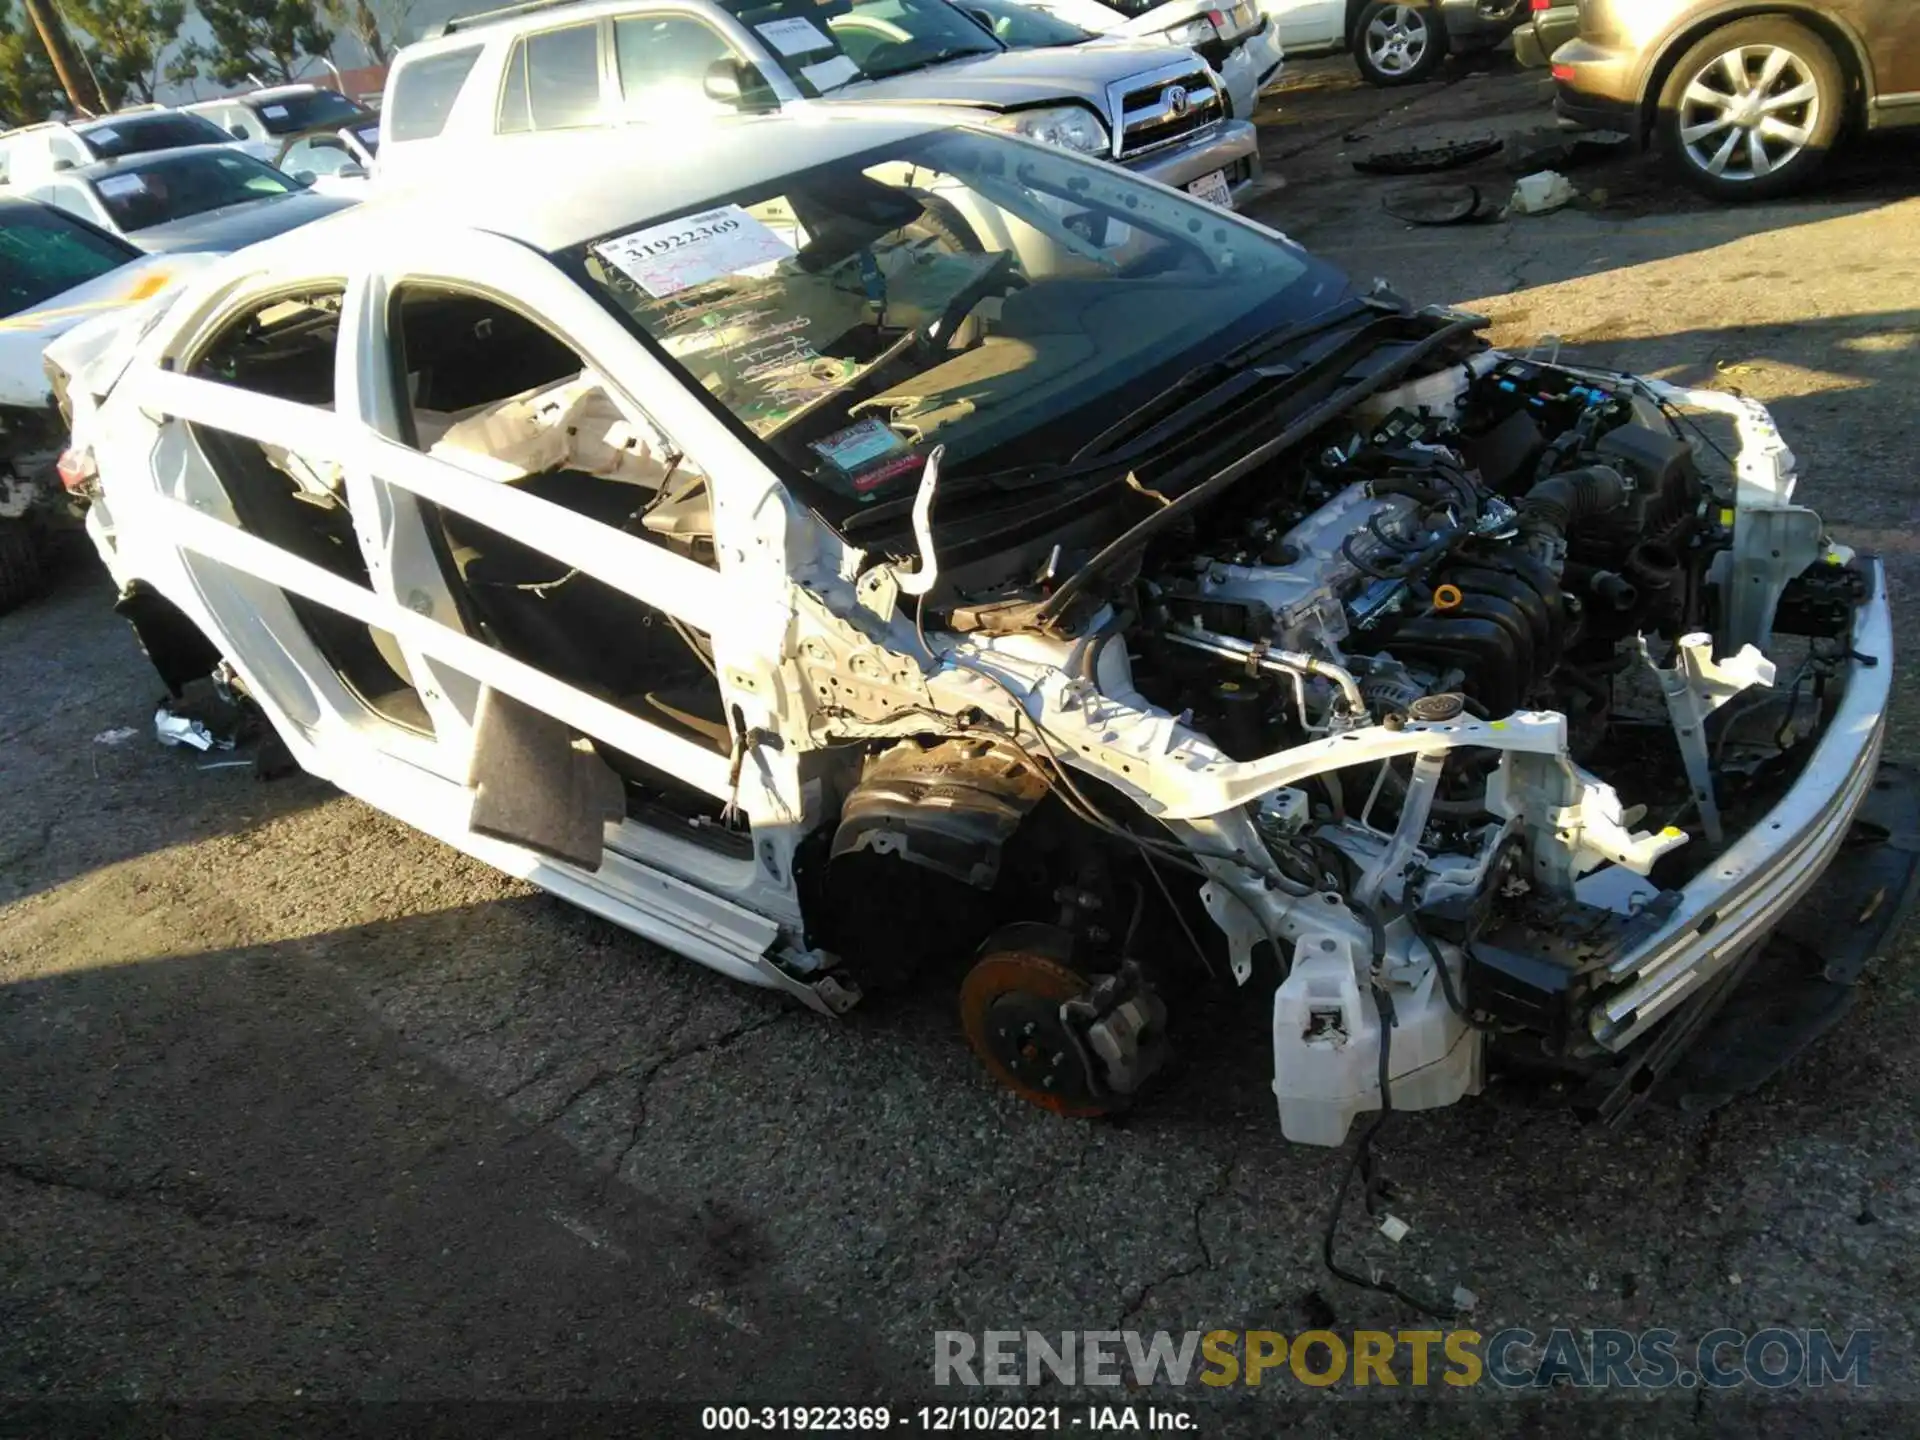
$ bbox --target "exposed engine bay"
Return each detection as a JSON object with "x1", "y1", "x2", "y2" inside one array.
[
  {"x1": 825, "y1": 340, "x2": 1890, "y2": 1153},
  {"x1": 1138, "y1": 355, "x2": 1712, "y2": 751}
]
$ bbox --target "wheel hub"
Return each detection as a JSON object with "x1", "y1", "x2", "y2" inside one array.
[
  {"x1": 987, "y1": 993, "x2": 1080, "y2": 1098},
  {"x1": 1367, "y1": 6, "x2": 1427, "y2": 74},
  {"x1": 959, "y1": 947, "x2": 1111, "y2": 1116}
]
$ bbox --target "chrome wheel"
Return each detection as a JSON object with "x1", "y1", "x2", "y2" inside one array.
[
  {"x1": 1365, "y1": 5, "x2": 1430, "y2": 78},
  {"x1": 1677, "y1": 43, "x2": 1822, "y2": 182}
]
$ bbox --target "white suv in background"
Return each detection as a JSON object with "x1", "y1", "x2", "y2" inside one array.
[
  {"x1": 379, "y1": 0, "x2": 1264, "y2": 208},
  {"x1": 1261, "y1": 0, "x2": 1525, "y2": 86}
]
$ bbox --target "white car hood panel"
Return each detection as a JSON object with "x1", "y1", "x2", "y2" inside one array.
[{"x1": 0, "y1": 253, "x2": 219, "y2": 408}]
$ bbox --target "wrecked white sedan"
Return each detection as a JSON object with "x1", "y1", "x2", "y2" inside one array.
[
  {"x1": 1, "y1": 196, "x2": 218, "y2": 610},
  {"x1": 54, "y1": 114, "x2": 1904, "y2": 1145}
]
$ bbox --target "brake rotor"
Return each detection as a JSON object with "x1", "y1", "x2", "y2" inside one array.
[{"x1": 959, "y1": 949, "x2": 1113, "y2": 1117}]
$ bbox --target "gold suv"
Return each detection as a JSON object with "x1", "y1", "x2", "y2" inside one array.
[{"x1": 1551, "y1": 0, "x2": 1920, "y2": 198}]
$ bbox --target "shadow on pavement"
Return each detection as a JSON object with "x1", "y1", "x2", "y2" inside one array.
[
  {"x1": 0, "y1": 558, "x2": 334, "y2": 911},
  {"x1": 0, "y1": 900, "x2": 915, "y2": 1401}
]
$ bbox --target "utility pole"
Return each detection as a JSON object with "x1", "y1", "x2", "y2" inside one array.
[{"x1": 20, "y1": 0, "x2": 105, "y2": 116}]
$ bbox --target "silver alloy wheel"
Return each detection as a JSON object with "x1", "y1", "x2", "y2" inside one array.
[
  {"x1": 1365, "y1": 5, "x2": 1430, "y2": 77},
  {"x1": 1677, "y1": 43, "x2": 1822, "y2": 182}
]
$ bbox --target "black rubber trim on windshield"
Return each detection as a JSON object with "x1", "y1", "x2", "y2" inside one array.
[{"x1": 1032, "y1": 311, "x2": 1487, "y2": 630}]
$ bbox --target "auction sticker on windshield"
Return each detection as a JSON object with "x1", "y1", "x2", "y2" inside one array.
[
  {"x1": 593, "y1": 206, "x2": 796, "y2": 298},
  {"x1": 802, "y1": 55, "x2": 861, "y2": 91},
  {"x1": 811, "y1": 415, "x2": 904, "y2": 472},
  {"x1": 97, "y1": 174, "x2": 147, "y2": 198},
  {"x1": 756, "y1": 16, "x2": 835, "y2": 55}
]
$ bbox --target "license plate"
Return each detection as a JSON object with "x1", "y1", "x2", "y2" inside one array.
[{"x1": 1187, "y1": 169, "x2": 1233, "y2": 209}]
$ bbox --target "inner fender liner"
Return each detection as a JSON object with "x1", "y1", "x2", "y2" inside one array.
[{"x1": 832, "y1": 738, "x2": 1049, "y2": 889}]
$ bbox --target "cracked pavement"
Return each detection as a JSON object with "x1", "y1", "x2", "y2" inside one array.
[{"x1": 3, "y1": 57, "x2": 1920, "y2": 1426}]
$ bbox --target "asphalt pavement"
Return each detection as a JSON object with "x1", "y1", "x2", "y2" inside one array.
[{"x1": 3, "y1": 56, "x2": 1919, "y2": 1431}]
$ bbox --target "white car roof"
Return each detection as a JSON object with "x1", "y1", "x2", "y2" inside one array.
[
  {"x1": 254, "y1": 110, "x2": 961, "y2": 258},
  {"x1": 415, "y1": 0, "x2": 736, "y2": 49},
  {"x1": 188, "y1": 84, "x2": 330, "y2": 108},
  {"x1": 241, "y1": 83, "x2": 332, "y2": 101}
]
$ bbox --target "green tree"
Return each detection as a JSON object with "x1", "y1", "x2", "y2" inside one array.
[
  {"x1": 322, "y1": 0, "x2": 417, "y2": 67},
  {"x1": 170, "y1": 0, "x2": 332, "y2": 89},
  {"x1": 63, "y1": 0, "x2": 185, "y2": 105},
  {"x1": 0, "y1": 1, "x2": 63, "y2": 126}
]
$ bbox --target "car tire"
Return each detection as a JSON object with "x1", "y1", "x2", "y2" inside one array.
[
  {"x1": 1656, "y1": 17, "x2": 1844, "y2": 202},
  {"x1": 1353, "y1": 2, "x2": 1448, "y2": 88},
  {"x1": 0, "y1": 521, "x2": 48, "y2": 615}
]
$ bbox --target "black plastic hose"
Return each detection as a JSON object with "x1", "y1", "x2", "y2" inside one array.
[{"x1": 1517, "y1": 464, "x2": 1631, "y2": 544}]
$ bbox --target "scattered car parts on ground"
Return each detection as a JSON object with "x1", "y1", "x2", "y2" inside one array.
[
  {"x1": 1352, "y1": 130, "x2": 1502, "y2": 173},
  {"x1": 1378, "y1": 180, "x2": 1503, "y2": 223},
  {"x1": 1509, "y1": 166, "x2": 1574, "y2": 212}
]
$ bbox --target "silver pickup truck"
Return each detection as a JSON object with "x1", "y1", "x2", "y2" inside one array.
[{"x1": 378, "y1": 0, "x2": 1262, "y2": 208}]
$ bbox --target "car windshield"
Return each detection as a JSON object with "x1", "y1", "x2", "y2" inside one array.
[
  {"x1": 961, "y1": 0, "x2": 1095, "y2": 47},
  {"x1": 722, "y1": 0, "x2": 1001, "y2": 93},
  {"x1": 248, "y1": 89, "x2": 369, "y2": 134},
  {"x1": 0, "y1": 202, "x2": 138, "y2": 317},
  {"x1": 90, "y1": 151, "x2": 302, "y2": 231},
  {"x1": 76, "y1": 112, "x2": 235, "y2": 158},
  {"x1": 558, "y1": 128, "x2": 1346, "y2": 524},
  {"x1": 351, "y1": 122, "x2": 381, "y2": 154}
]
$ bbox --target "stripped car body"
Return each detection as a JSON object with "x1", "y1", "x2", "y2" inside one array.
[{"x1": 54, "y1": 113, "x2": 1901, "y2": 1142}]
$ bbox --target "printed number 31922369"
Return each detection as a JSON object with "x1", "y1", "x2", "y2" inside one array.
[
  {"x1": 595, "y1": 204, "x2": 799, "y2": 298},
  {"x1": 632, "y1": 216, "x2": 741, "y2": 258}
]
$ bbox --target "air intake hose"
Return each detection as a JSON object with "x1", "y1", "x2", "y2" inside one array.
[{"x1": 1517, "y1": 464, "x2": 1631, "y2": 566}]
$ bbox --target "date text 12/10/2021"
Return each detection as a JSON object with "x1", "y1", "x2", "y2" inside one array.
[{"x1": 701, "y1": 1408, "x2": 1192, "y2": 1432}]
